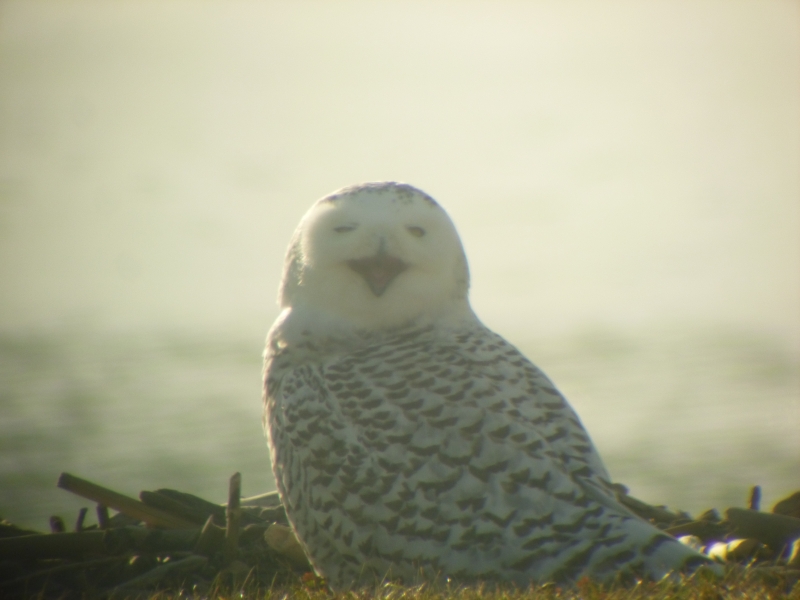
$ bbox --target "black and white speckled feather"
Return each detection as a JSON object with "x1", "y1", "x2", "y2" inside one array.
[{"x1": 263, "y1": 182, "x2": 719, "y2": 589}]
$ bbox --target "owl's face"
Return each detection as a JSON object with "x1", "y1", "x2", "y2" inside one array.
[{"x1": 279, "y1": 183, "x2": 470, "y2": 330}]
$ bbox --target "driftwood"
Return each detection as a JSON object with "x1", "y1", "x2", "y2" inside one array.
[
  {"x1": 0, "y1": 473, "x2": 305, "y2": 599},
  {"x1": 665, "y1": 520, "x2": 729, "y2": 541},
  {"x1": 748, "y1": 485, "x2": 762, "y2": 511},
  {"x1": 139, "y1": 486, "x2": 265, "y2": 528},
  {"x1": 1, "y1": 473, "x2": 798, "y2": 599},
  {"x1": 726, "y1": 508, "x2": 800, "y2": 552},
  {"x1": 773, "y1": 492, "x2": 800, "y2": 519},
  {"x1": 139, "y1": 491, "x2": 215, "y2": 526},
  {"x1": 96, "y1": 503, "x2": 110, "y2": 529},
  {"x1": 194, "y1": 515, "x2": 226, "y2": 557},
  {"x1": 75, "y1": 507, "x2": 88, "y2": 532},
  {"x1": 223, "y1": 472, "x2": 242, "y2": 565},
  {"x1": 58, "y1": 473, "x2": 196, "y2": 529},
  {"x1": 615, "y1": 491, "x2": 689, "y2": 527}
]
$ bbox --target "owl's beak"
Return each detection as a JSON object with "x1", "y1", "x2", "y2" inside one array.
[{"x1": 347, "y1": 252, "x2": 408, "y2": 297}]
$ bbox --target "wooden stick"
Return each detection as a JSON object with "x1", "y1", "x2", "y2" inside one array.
[
  {"x1": 241, "y1": 491, "x2": 282, "y2": 508},
  {"x1": 149, "y1": 488, "x2": 227, "y2": 520},
  {"x1": 616, "y1": 492, "x2": 684, "y2": 526},
  {"x1": 75, "y1": 507, "x2": 88, "y2": 532},
  {"x1": 725, "y1": 507, "x2": 800, "y2": 551},
  {"x1": 139, "y1": 490, "x2": 213, "y2": 525},
  {"x1": 194, "y1": 515, "x2": 226, "y2": 557},
  {"x1": 49, "y1": 516, "x2": 65, "y2": 533},
  {"x1": 773, "y1": 491, "x2": 800, "y2": 517},
  {"x1": 748, "y1": 485, "x2": 761, "y2": 511},
  {"x1": 664, "y1": 519, "x2": 728, "y2": 541},
  {"x1": 223, "y1": 472, "x2": 242, "y2": 565},
  {"x1": 143, "y1": 488, "x2": 262, "y2": 526},
  {"x1": 57, "y1": 473, "x2": 196, "y2": 529},
  {"x1": 96, "y1": 504, "x2": 110, "y2": 529}
]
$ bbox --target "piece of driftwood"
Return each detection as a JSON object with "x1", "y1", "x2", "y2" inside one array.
[
  {"x1": 1, "y1": 472, "x2": 310, "y2": 600},
  {"x1": 224, "y1": 472, "x2": 242, "y2": 565},
  {"x1": 141, "y1": 489, "x2": 229, "y2": 525},
  {"x1": 665, "y1": 520, "x2": 729, "y2": 542},
  {"x1": 49, "y1": 515, "x2": 65, "y2": 533},
  {"x1": 96, "y1": 504, "x2": 110, "y2": 529},
  {"x1": 698, "y1": 508, "x2": 721, "y2": 522},
  {"x1": 75, "y1": 507, "x2": 88, "y2": 532},
  {"x1": 615, "y1": 491, "x2": 686, "y2": 526},
  {"x1": 58, "y1": 473, "x2": 196, "y2": 529},
  {"x1": 725, "y1": 508, "x2": 800, "y2": 552},
  {"x1": 773, "y1": 492, "x2": 800, "y2": 519},
  {"x1": 241, "y1": 491, "x2": 283, "y2": 508},
  {"x1": 139, "y1": 491, "x2": 211, "y2": 526},
  {"x1": 5, "y1": 472, "x2": 798, "y2": 599},
  {"x1": 748, "y1": 486, "x2": 762, "y2": 511},
  {"x1": 194, "y1": 515, "x2": 226, "y2": 557},
  {"x1": 141, "y1": 487, "x2": 266, "y2": 528}
]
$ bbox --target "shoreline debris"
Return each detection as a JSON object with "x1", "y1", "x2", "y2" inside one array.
[
  {"x1": 0, "y1": 474, "x2": 797, "y2": 598},
  {"x1": 0, "y1": 472, "x2": 302, "y2": 598}
]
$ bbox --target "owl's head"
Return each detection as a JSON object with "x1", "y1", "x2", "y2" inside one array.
[{"x1": 277, "y1": 182, "x2": 471, "y2": 331}]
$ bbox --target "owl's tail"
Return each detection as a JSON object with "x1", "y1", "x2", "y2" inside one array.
[
  {"x1": 578, "y1": 480, "x2": 724, "y2": 583},
  {"x1": 614, "y1": 517, "x2": 724, "y2": 583}
]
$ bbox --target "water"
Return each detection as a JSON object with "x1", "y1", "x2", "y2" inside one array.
[
  {"x1": 0, "y1": 331, "x2": 265, "y2": 525},
  {"x1": 1, "y1": 327, "x2": 796, "y2": 530},
  {"x1": 0, "y1": 1, "x2": 798, "y2": 529}
]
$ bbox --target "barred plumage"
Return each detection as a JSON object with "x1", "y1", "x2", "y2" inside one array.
[{"x1": 263, "y1": 182, "x2": 719, "y2": 589}]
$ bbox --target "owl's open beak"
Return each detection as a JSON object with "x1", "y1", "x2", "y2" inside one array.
[{"x1": 347, "y1": 252, "x2": 408, "y2": 297}]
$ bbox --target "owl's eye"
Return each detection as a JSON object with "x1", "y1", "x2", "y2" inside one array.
[
  {"x1": 334, "y1": 225, "x2": 357, "y2": 233},
  {"x1": 406, "y1": 226, "x2": 426, "y2": 238}
]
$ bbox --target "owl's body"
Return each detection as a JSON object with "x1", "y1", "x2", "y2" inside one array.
[{"x1": 263, "y1": 183, "x2": 717, "y2": 589}]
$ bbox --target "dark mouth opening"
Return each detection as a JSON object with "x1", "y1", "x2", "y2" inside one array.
[{"x1": 347, "y1": 254, "x2": 408, "y2": 297}]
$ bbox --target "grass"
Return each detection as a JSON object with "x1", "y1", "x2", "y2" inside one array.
[{"x1": 122, "y1": 566, "x2": 799, "y2": 600}]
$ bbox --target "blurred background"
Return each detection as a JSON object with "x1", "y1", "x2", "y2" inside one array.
[{"x1": 0, "y1": 0, "x2": 798, "y2": 530}]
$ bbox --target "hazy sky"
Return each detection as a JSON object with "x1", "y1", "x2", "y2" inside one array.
[{"x1": 0, "y1": 0, "x2": 798, "y2": 352}]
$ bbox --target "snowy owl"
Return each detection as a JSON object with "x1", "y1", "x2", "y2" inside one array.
[{"x1": 263, "y1": 182, "x2": 717, "y2": 589}]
